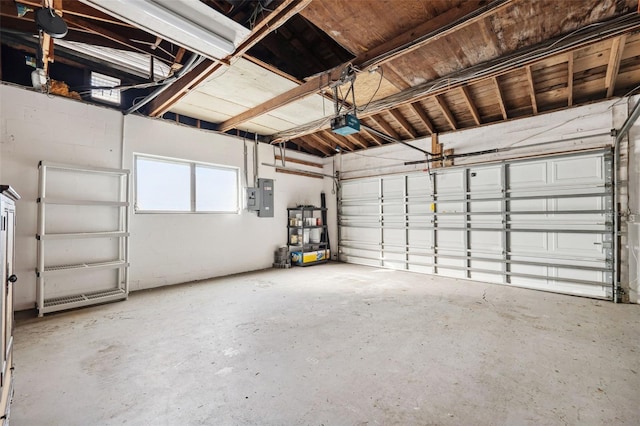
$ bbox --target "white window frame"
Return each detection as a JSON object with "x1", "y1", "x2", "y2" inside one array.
[
  {"x1": 134, "y1": 153, "x2": 240, "y2": 214},
  {"x1": 90, "y1": 71, "x2": 121, "y2": 105}
]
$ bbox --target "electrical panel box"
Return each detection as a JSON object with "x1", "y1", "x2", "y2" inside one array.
[
  {"x1": 258, "y1": 178, "x2": 274, "y2": 217},
  {"x1": 246, "y1": 178, "x2": 274, "y2": 217}
]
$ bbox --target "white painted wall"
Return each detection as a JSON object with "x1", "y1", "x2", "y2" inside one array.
[
  {"x1": 0, "y1": 84, "x2": 330, "y2": 310},
  {"x1": 123, "y1": 115, "x2": 326, "y2": 291},
  {"x1": 0, "y1": 85, "x2": 123, "y2": 310}
]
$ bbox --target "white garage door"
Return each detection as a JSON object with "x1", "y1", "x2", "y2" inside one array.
[{"x1": 339, "y1": 150, "x2": 615, "y2": 299}]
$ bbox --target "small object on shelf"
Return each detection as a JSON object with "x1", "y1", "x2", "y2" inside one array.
[{"x1": 287, "y1": 205, "x2": 329, "y2": 266}]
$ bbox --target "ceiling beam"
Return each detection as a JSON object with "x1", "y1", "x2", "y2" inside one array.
[
  {"x1": 460, "y1": 86, "x2": 482, "y2": 125},
  {"x1": 492, "y1": 76, "x2": 508, "y2": 120},
  {"x1": 567, "y1": 52, "x2": 574, "y2": 106},
  {"x1": 322, "y1": 131, "x2": 357, "y2": 151},
  {"x1": 369, "y1": 114, "x2": 401, "y2": 140},
  {"x1": 435, "y1": 95, "x2": 457, "y2": 130},
  {"x1": 292, "y1": 138, "x2": 324, "y2": 156},
  {"x1": 408, "y1": 102, "x2": 435, "y2": 134},
  {"x1": 355, "y1": 0, "x2": 513, "y2": 68},
  {"x1": 359, "y1": 127, "x2": 384, "y2": 146},
  {"x1": 300, "y1": 135, "x2": 332, "y2": 156},
  {"x1": 605, "y1": 35, "x2": 627, "y2": 98},
  {"x1": 389, "y1": 109, "x2": 418, "y2": 139},
  {"x1": 382, "y1": 63, "x2": 412, "y2": 90},
  {"x1": 525, "y1": 66, "x2": 538, "y2": 114},
  {"x1": 307, "y1": 133, "x2": 338, "y2": 154},
  {"x1": 148, "y1": 0, "x2": 312, "y2": 117},
  {"x1": 218, "y1": 0, "x2": 513, "y2": 132},
  {"x1": 346, "y1": 134, "x2": 372, "y2": 150},
  {"x1": 271, "y1": 13, "x2": 640, "y2": 143}
]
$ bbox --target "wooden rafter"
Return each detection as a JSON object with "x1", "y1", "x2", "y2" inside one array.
[
  {"x1": 605, "y1": 35, "x2": 627, "y2": 98},
  {"x1": 525, "y1": 66, "x2": 538, "y2": 114},
  {"x1": 460, "y1": 86, "x2": 481, "y2": 125},
  {"x1": 435, "y1": 95, "x2": 457, "y2": 130},
  {"x1": 346, "y1": 134, "x2": 372, "y2": 150},
  {"x1": 369, "y1": 115, "x2": 401, "y2": 140},
  {"x1": 307, "y1": 133, "x2": 337, "y2": 154},
  {"x1": 219, "y1": 0, "x2": 513, "y2": 132},
  {"x1": 389, "y1": 109, "x2": 418, "y2": 139},
  {"x1": 408, "y1": 102, "x2": 435, "y2": 134},
  {"x1": 321, "y1": 131, "x2": 357, "y2": 151},
  {"x1": 171, "y1": 47, "x2": 186, "y2": 71},
  {"x1": 359, "y1": 127, "x2": 384, "y2": 146},
  {"x1": 272, "y1": 15, "x2": 640, "y2": 143},
  {"x1": 382, "y1": 64, "x2": 412, "y2": 90},
  {"x1": 301, "y1": 135, "x2": 331, "y2": 156},
  {"x1": 567, "y1": 52, "x2": 574, "y2": 106},
  {"x1": 149, "y1": 0, "x2": 312, "y2": 117},
  {"x1": 492, "y1": 76, "x2": 508, "y2": 120}
]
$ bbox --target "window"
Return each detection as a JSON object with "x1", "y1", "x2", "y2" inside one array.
[
  {"x1": 91, "y1": 71, "x2": 121, "y2": 105},
  {"x1": 135, "y1": 155, "x2": 239, "y2": 213}
]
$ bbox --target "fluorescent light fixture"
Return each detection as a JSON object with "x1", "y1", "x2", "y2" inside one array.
[
  {"x1": 79, "y1": 0, "x2": 250, "y2": 60},
  {"x1": 55, "y1": 39, "x2": 171, "y2": 79}
]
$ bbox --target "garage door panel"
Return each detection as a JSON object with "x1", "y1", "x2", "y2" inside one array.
[
  {"x1": 469, "y1": 200, "x2": 501, "y2": 213},
  {"x1": 339, "y1": 150, "x2": 614, "y2": 300},
  {"x1": 510, "y1": 232, "x2": 548, "y2": 251},
  {"x1": 509, "y1": 162, "x2": 547, "y2": 187},
  {"x1": 437, "y1": 230, "x2": 464, "y2": 249},
  {"x1": 436, "y1": 171, "x2": 464, "y2": 190},
  {"x1": 469, "y1": 166, "x2": 501, "y2": 189},
  {"x1": 470, "y1": 230, "x2": 502, "y2": 250},
  {"x1": 341, "y1": 227, "x2": 379, "y2": 245},
  {"x1": 342, "y1": 179, "x2": 378, "y2": 198},
  {"x1": 552, "y1": 156, "x2": 602, "y2": 183},
  {"x1": 552, "y1": 233, "x2": 604, "y2": 256},
  {"x1": 408, "y1": 230, "x2": 432, "y2": 248},
  {"x1": 383, "y1": 229, "x2": 405, "y2": 245}
]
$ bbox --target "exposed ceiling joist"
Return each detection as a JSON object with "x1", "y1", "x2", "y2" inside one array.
[
  {"x1": 605, "y1": 35, "x2": 626, "y2": 97},
  {"x1": 272, "y1": 12, "x2": 640, "y2": 143},
  {"x1": 435, "y1": 95, "x2": 457, "y2": 130},
  {"x1": 345, "y1": 133, "x2": 371, "y2": 150},
  {"x1": 359, "y1": 127, "x2": 384, "y2": 146},
  {"x1": 460, "y1": 86, "x2": 482, "y2": 125},
  {"x1": 525, "y1": 66, "x2": 538, "y2": 114},
  {"x1": 408, "y1": 102, "x2": 435, "y2": 135},
  {"x1": 148, "y1": 0, "x2": 312, "y2": 117},
  {"x1": 321, "y1": 130, "x2": 357, "y2": 151},
  {"x1": 567, "y1": 52, "x2": 574, "y2": 107},
  {"x1": 493, "y1": 76, "x2": 508, "y2": 120},
  {"x1": 389, "y1": 109, "x2": 418, "y2": 139},
  {"x1": 300, "y1": 135, "x2": 331, "y2": 156},
  {"x1": 369, "y1": 114, "x2": 401, "y2": 140},
  {"x1": 307, "y1": 132, "x2": 336, "y2": 154},
  {"x1": 218, "y1": 0, "x2": 513, "y2": 132}
]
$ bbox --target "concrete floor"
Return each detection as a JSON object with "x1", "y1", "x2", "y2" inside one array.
[{"x1": 11, "y1": 263, "x2": 640, "y2": 425}]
